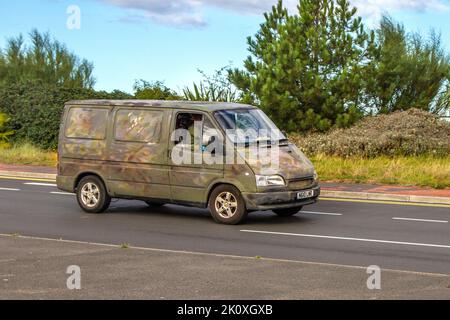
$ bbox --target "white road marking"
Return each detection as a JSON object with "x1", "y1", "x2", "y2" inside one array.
[
  {"x1": 302, "y1": 211, "x2": 342, "y2": 216},
  {"x1": 0, "y1": 188, "x2": 20, "y2": 191},
  {"x1": 393, "y1": 217, "x2": 448, "y2": 224},
  {"x1": 24, "y1": 182, "x2": 57, "y2": 187},
  {"x1": 0, "y1": 259, "x2": 16, "y2": 263},
  {"x1": 240, "y1": 230, "x2": 450, "y2": 249},
  {"x1": 50, "y1": 191, "x2": 73, "y2": 196}
]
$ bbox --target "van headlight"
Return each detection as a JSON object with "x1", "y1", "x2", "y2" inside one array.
[{"x1": 255, "y1": 175, "x2": 286, "y2": 187}]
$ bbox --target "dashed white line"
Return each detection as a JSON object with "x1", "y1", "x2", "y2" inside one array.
[
  {"x1": 24, "y1": 182, "x2": 57, "y2": 187},
  {"x1": 240, "y1": 230, "x2": 450, "y2": 249},
  {"x1": 393, "y1": 217, "x2": 448, "y2": 224},
  {"x1": 50, "y1": 191, "x2": 73, "y2": 196},
  {"x1": 0, "y1": 188, "x2": 20, "y2": 191},
  {"x1": 302, "y1": 211, "x2": 343, "y2": 216}
]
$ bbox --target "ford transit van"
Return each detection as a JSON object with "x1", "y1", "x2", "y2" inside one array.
[{"x1": 57, "y1": 100, "x2": 320, "y2": 224}]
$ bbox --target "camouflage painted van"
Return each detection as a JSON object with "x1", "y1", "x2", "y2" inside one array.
[{"x1": 57, "y1": 100, "x2": 320, "y2": 225}]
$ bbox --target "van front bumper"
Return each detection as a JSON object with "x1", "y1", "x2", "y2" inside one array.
[{"x1": 242, "y1": 186, "x2": 320, "y2": 211}]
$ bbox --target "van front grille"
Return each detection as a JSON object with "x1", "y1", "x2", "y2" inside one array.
[{"x1": 288, "y1": 178, "x2": 314, "y2": 190}]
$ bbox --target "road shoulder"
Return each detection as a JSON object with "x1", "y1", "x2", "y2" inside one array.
[{"x1": 1, "y1": 235, "x2": 449, "y2": 299}]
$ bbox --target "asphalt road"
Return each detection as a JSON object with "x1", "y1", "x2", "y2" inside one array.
[{"x1": 0, "y1": 177, "x2": 449, "y2": 276}]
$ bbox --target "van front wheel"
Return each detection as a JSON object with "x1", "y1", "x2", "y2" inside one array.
[
  {"x1": 76, "y1": 176, "x2": 111, "y2": 213},
  {"x1": 208, "y1": 185, "x2": 247, "y2": 225}
]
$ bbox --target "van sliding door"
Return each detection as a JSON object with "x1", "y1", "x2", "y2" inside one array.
[{"x1": 107, "y1": 107, "x2": 171, "y2": 201}]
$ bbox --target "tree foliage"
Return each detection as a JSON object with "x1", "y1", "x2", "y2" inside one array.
[
  {"x1": 133, "y1": 80, "x2": 181, "y2": 100},
  {"x1": 229, "y1": 1, "x2": 450, "y2": 132},
  {"x1": 365, "y1": 16, "x2": 450, "y2": 115},
  {"x1": 184, "y1": 66, "x2": 239, "y2": 102},
  {"x1": 0, "y1": 29, "x2": 95, "y2": 89},
  {"x1": 229, "y1": 0, "x2": 375, "y2": 132},
  {"x1": 435, "y1": 84, "x2": 449, "y2": 116}
]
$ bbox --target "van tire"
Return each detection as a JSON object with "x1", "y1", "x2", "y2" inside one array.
[
  {"x1": 208, "y1": 185, "x2": 247, "y2": 225},
  {"x1": 76, "y1": 175, "x2": 111, "y2": 213},
  {"x1": 273, "y1": 206, "x2": 303, "y2": 217}
]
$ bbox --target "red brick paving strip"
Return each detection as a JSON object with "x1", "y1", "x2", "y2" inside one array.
[{"x1": 0, "y1": 164, "x2": 56, "y2": 174}]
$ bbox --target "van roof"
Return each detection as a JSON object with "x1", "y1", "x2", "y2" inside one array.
[{"x1": 66, "y1": 100, "x2": 257, "y2": 113}]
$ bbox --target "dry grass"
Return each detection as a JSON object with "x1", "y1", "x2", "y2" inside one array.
[
  {"x1": 0, "y1": 143, "x2": 57, "y2": 166},
  {"x1": 312, "y1": 154, "x2": 450, "y2": 189}
]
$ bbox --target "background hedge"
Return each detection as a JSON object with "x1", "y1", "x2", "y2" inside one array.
[{"x1": 0, "y1": 81, "x2": 132, "y2": 149}]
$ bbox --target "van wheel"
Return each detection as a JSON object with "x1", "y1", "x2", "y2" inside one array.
[
  {"x1": 208, "y1": 185, "x2": 247, "y2": 225},
  {"x1": 76, "y1": 176, "x2": 111, "y2": 213},
  {"x1": 273, "y1": 206, "x2": 303, "y2": 217}
]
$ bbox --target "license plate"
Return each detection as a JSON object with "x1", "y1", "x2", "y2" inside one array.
[{"x1": 297, "y1": 190, "x2": 314, "y2": 200}]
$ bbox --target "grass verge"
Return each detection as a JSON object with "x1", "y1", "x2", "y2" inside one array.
[
  {"x1": 312, "y1": 154, "x2": 450, "y2": 189},
  {"x1": 0, "y1": 143, "x2": 57, "y2": 167}
]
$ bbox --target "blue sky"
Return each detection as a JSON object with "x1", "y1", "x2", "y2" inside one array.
[{"x1": 0, "y1": 0, "x2": 449, "y2": 94}]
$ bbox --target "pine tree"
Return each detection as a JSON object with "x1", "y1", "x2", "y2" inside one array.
[
  {"x1": 229, "y1": 0, "x2": 375, "y2": 132},
  {"x1": 0, "y1": 29, "x2": 95, "y2": 89},
  {"x1": 365, "y1": 16, "x2": 450, "y2": 115}
]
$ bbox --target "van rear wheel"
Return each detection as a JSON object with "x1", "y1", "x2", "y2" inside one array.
[
  {"x1": 273, "y1": 206, "x2": 303, "y2": 217},
  {"x1": 208, "y1": 185, "x2": 247, "y2": 225},
  {"x1": 76, "y1": 175, "x2": 111, "y2": 213}
]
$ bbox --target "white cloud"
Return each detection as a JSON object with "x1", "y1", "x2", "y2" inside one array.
[
  {"x1": 100, "y1": 0, "x2": 298, "y2": 26},
  {"x1": 350, "y1": 0, "x2": 450, "y2": 19},
  {"x1": 100, "y1": 0, "x2": 206, "y2": 27},
  {"x1": 100, "y1": 0, "x2": 450, "y2": 27}
]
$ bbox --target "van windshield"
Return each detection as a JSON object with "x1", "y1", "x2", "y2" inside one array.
[{"x1": 214, "y1": 109, "x2": 287, "y2": 145}]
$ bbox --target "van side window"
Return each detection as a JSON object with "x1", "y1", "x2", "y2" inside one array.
[
  {"x1": 114, "y1": 109, "x2": 163, "y2": 143},
  {"x1": 65, "y1": 107, "x2": 108, "y2": 140},
  {"x1": 175, "y1": 113, "x2": 218, "y2": 148},
  {"x1": 175, "y1": 113, "x2": 203, "y2": 146}
]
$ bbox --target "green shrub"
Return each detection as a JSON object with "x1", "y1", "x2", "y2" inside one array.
[
  {"x1": 291, "y1": 109, "x2": 450, "y2": 158},
  {"x1": 0, "y1": 80, "x2": 132, "y2": 150},
  {"x1": 0, "y1": 112, "x2": 14, "y2": 148}
]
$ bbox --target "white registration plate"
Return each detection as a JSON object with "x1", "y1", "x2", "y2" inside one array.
[{"x1": 297, "y1": 190, "x2": 314, "y2": 200}]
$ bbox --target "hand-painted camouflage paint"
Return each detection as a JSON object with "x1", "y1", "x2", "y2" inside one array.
[
  {"x1": 65, "y1": 107, "x2": 108, "y2": 140},
  {"x1": 235, "y1": 143, "x2": 315, "y2": 179}
]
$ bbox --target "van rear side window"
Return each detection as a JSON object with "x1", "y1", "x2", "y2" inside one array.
[
  {"x1": 65, "y1": 107, "x2": 108, "y2": 140},
  {"x1": 114, "y1": 109, "x2": 163, "y2": 143}
]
